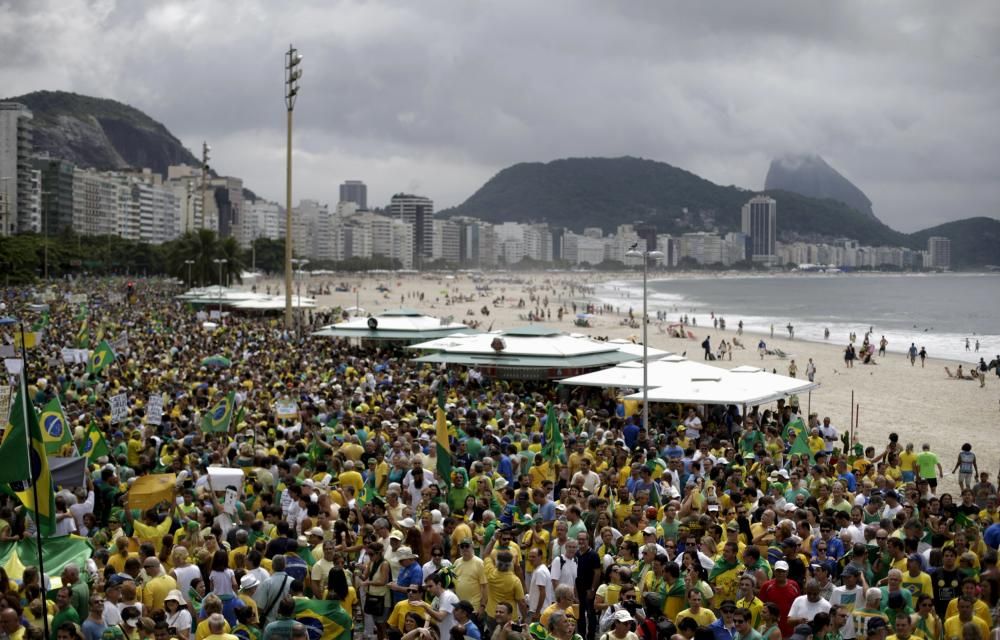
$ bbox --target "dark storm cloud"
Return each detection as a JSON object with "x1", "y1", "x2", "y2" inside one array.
[{"x1": 0, "y1": 0, "x2": 997, "y2": 230}]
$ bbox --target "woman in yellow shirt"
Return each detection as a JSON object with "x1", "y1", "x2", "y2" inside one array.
[{"x1": 899, "y1": 444, "x2": 918, "y2": 483}]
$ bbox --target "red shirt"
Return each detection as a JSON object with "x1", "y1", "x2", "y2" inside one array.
[{"x1": 759, "y1": 578, "x2": 801, "y2": 637}]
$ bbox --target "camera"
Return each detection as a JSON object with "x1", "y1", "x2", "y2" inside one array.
[{"x1": 511, "y1": 623, "x2": 523, "y2": 632}]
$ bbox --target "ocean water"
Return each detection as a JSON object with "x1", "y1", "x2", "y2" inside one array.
[{"x1": 596, "y1": 273, "x2": 1000, "y2": 364}]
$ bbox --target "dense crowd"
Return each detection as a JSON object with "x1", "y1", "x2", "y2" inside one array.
[{"x1": 1, "y1": 278, "x2": 999, "y2": 640}]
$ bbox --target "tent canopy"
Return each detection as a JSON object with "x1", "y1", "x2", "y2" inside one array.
[
  {"x1": 624, "y1": 365, "x2": 818, "y2": 406},
  {"x1": 558, "y1": 355, "x2": 719, "y2": 389}
]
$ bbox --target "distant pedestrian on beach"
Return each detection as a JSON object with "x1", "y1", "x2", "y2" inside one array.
[
  {"x1": 824, "y1": 327, "x2": 830, "y2": 340},
  {"x1": 702, "y1": 336, "x2": 712, "y2": 360},
  {"x1": 916, "y1": 443, "x2": 944, "y2": 494},
  {"x1": 788, "y1": 360, "x2": 798, "y2": 378},
  {"x1": 805, "y1": 358, "x2": 816, "y2": 382},
  {"x1": 786, "y1": 323, "x2": 794, "y2": 340},
  {"x1": 844, "y1": 344, "x2": 856, "y2": 368},
  {"x1": 952, "y1": 443, "x2": 978, "y2": 491},
  {"x1": 738, "y1": 320, "x2": 744, "y2": 336},
  {"x1": 919, "y1": 346, "x2": 927, "y2": 367},
  {"x1": 770, "y1": 324, "x2": 774, "y2": 338},
  {"x1": 879, "y1": 336, "x2": 888, "y2": 357},
  {"x1": 758, "y1": 339, "x2": 767, "y2": 360},
  {"x1": 975, "y1": 339, "x2": 980, "y2": 352},
  {"x1": 908, "y1": 343, "x2": 918, "y2": 366},
  {"x1": 966, "y1": 338, "x2": 971, "y2": 351}
]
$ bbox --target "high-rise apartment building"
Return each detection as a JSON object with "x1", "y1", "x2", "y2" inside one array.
[
  {"x1": 0, "y1": 103, "x2": 35, "y2": 235},
  {"x1": 741, "y1": 195, "x2": 777, "y2": 262},
  {"x1": 389, "y1": 193, "x2": 434, "y2": 267},
  {"x1": 339, "y1": 180, "x2": 367, "y2": 209},
  {"x1": 927, "y1": 236, "x2": 951, "y2": 269}
]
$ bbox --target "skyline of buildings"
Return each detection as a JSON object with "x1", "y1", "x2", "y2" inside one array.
[{"x1": 0, "y1": 100, "x2": 952, "y2": 271}]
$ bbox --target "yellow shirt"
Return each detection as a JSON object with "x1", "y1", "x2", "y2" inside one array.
[
  {"x1": 676, "y1": 607, "x2": 717, "y2": 626},
  {"x1": 540, "y1": 603, "x2": 579, "y2": 627},
  {"x1": 484, "y1": 563, "x2": 525, "y2": 620},
  {"x1": 142, "y1": 573, "x2": 178, "y2": 611},
  {"x1": 943, "y1": 615, "x2": 987, "y2": 640},
  {"x1": 453, "y1": 556, "x2": 487, "y2": 607},
  {"x1": 944, "y1": 599, "x2": 992, "y2": 628},
  {"x1": 901, "y1": 572, "x2": 934, "y2": 598},
  {"x1": 134, "y1": 516, "x2": 173, "y2": 553},
  {"x1": 195, "y1": 618, "x2": 232, "y2": 640},
  {"x1": 387, "y1": 600, "x2": 426, "y2": 632},
  {"x1": 338, "y1": 470, "x2": 364, "y2": 496}
]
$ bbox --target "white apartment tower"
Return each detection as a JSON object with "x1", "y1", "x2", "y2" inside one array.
[
  {"x1": 0, "y1": 103, "x2": 35, "y2": 235},
  {"x1": 389, "y1": 193, "x2": 434, "y2": 267}
]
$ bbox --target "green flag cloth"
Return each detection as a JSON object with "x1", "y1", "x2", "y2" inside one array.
[
  {"x1": 40, "y1": 398, "x2": 73, "y2": 455},
  {"x1": 202, "y1": 392, "x2": 236, "y2": 433},
  {"x1": 81, "y1": 421, "x2": 110, "y2": 460},
  {"x1": 0, "y1": 535, "x2": 94, "y2": 582},
  {"x1": 87, "y1": 340, "x2": 115, "y2": 375},
  {"x1": 541, "y1": 403, "x2": 565, "y2": 464},
  {"x1": 293, "y1": 598, "x2": 352, "y2": 640},
  {"x1": 788, "y1": 428, "x2": 814, "y2": 463},
  {"x1": 0, "y1": 383, "x2": 57, "y2": 535}
]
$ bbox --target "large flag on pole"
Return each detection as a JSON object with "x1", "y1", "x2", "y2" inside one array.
[
  {"x1": 436, "y1": 386, "x2": 452, "y2": 488},
  {"x1": 541, "y1": 403, "x2": 565, "y2": 464},
  {"x1": 0, "y1": 384, "x2": 57, "y2": 536},
  {"x1": 201, "y1": 391, "x2": 236, "y2": 433},
  {"x1": 788, "y1": 428, "x2": 814, "y2": 463},
  {"x1": 39, "y1": 398, "x2": 73, "y2": 455}
]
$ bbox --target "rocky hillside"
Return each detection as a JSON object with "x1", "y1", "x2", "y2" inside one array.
[
  {"x1": 3, "y1": 90, "x2": 201, "y2": 175},
  {"x1": 764, "y1": 153, "x2": 876, "y2": 220}
]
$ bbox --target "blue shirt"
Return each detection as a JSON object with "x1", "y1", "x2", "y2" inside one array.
[
  {"x1": 460, "y1": 621, "x2": 482, "y2": 639},
  {"x1": 812, "y1": 537, "x2": 845, "y2": 560},
  {"x1": 838, "y1": 472, "x2": 857, "y2": 492},
  {"x1": 623, "y1": 423, "x2": 640, "y2": 448},
  {"x1": 709, "y1": 618, "x2": 737, "y2": 640},
  {"x1": 538, "y1": 500, "x2": 556, "y2": 523},
  {"x1": 395, "y1": 562, "x2": 423, "y2": 603}
]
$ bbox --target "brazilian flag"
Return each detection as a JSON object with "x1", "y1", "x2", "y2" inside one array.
[
  {"x1": 293, "y1": 598, "x2": 352, "y2": 640},
  {"x1": 788, "y1": 428, "x2": 814, "y2": 463},
  {"x1": 0, "y1": 383, "x2": 57, "y2": 536},
  {"x1": 87, "y1": 340, "x2": 115, "y2": 375},
  {"x1": 40, "y1": 398, "x2": 73, "y2": 455},
  {"x1": 202, "y1": 391, "x2": 236, "y2": 433},
  {"x1": 76, "y1": 319, "x2": 89, "y2": 349},
  {"x1": 81, "y1": 421, "x2": 109, "y2": 460}
]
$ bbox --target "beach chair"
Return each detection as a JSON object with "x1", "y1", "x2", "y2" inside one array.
[{"x1": 773, "y1": 348, "x2": 790, "y2": 360}]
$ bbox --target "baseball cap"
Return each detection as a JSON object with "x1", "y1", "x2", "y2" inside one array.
[
  {"x1": 842, "y1": 564, "x2": 861, "y2": 577},
  {"x1": 613, "y1": 609, "x2": 635, "y2": 623},
  {"x1": 643, "y1": 526, "x2": 656, "y2": 535},
  {"x1": 773, "y1": 560, "x2": 789, "y2": 571}
]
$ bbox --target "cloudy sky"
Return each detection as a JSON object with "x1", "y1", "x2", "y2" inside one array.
[{"x1": 1, "y1": 0, "x2": 998, "y2": 231}]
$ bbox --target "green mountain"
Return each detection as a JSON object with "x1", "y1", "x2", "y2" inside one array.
[
  {"x1": 444, "y1": 156, "x2": 906, "y2": 245},
  {"x1": 3, "y1": 90, "x2": 201, "y2": 175},
  {"x1": 909, "y1": 217, "x2": 1000, "y2": 269}
]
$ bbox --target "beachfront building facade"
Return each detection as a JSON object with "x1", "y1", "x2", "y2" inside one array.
[
  {"x1": 927, "y1": 236, "x2": 951, "y2": 269},
  {"x1": 0, "y1": 102, "x2": 37, "y2": 235},
  {"x1": 741, "y1": 194, "x2": 778, "y2": 264},
  {"x1": 389, "y1": 193, "x2": 434, "y2": 268}
]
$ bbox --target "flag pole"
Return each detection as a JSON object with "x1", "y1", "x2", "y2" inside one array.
[{"x1": 16, "y1": 321, "x2": 50, "y2": 640}]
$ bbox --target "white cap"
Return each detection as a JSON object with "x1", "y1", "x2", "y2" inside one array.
[{"x1": 774, "y1": 560, "x2": 790, "y2": 571}]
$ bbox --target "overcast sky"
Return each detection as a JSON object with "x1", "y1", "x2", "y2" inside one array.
[{"x1": 1, "y1": 0, "x2": 998, "y2": 231}]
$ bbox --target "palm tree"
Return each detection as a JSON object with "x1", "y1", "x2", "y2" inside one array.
[{"x1": 165, "y1": 230, "x2": 244, "y2": 286}]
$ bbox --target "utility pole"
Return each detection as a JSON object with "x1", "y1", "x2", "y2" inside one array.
[
  {"x1": 284, "y1": 44, "x2": 303, "y2": 330},
  {"x1": 201, "y1": 142, "x2": 211, "y2": 230}
]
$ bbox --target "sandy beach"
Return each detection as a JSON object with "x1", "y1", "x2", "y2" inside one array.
[{"x1": 257, "y1": 270, "x2": 999, "y2": 492}]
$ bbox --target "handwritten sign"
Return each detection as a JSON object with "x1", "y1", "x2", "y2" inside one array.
[{"x1": 110, "y1": 393, "x2": 128, "y2": 424}]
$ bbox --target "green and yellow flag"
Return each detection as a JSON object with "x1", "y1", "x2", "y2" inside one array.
[
  {"x1": 81, "y1": 421, "x2": 109, "y2": 460},
  {"x1": 202, "y1": 391, "x2": 236, "y2": 433},
  {"x1": 436, "y1": 387, "x2": 452, "y2": 488},
  {"x1": 293, "y1": 598, "x2": 352, "y2": 640},
  {"x1": 87, "y1": 340, "x2": 115, "y2": 375},
  {"x1": 0, "y1": 384, "x2": 57, "y2": 536},
  {"x1": 76, "y1": 319, "x2": 89, "y2": 349},
  {"x1": 39, "y1": 398, "x2": 73, "y2": 455},
  {"x1": 541, "y1": 403, "x2": 565, "y2": 464},
  {"x1": 788, "y1": 428, "x2": 814, "y2": 463}
]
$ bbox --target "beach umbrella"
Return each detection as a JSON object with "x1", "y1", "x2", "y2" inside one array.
[{"x1": 201, "y1": 355, "x2": 232, "y2": 368}]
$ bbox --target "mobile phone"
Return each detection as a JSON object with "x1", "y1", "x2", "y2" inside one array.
[{"x1": 511, "y1": 623, "x2": 523, "y2": 632}]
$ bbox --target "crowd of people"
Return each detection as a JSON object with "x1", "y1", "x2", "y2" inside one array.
[{"x1": 1, "y1": 278, "x2": 999, "y2": 640}]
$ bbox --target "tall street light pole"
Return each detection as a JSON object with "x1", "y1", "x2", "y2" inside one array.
[
  {"x1": 284, "y1": 44, "x2": 303, "y2": 330},
  {"x1": 201, "y1": 142, "x2": 211, "y2": 230},
  {"x1": 184, "y1": 259, "x2": 195, "y2": 286},
  {"x1": 213, "y1": 258, "x2": 227, "y2": 316},
  {"x1": 625, "y1": 246, "x2": 664, "y2": 432}
]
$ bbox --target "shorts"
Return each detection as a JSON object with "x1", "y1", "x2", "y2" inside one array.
[
  {"x1": 925, "y1": 477, "x2": 938, "y2": 489},
  {"x1": 901, "y1": 471, "x2": 915, "y2": 483},
  {"x1": 959, "y1": 472, "x2": 974, "y2": 485}
]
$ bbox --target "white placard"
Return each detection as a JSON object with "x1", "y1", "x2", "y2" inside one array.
[
  {"x1": 275, "y1": 397, "x2": 298, "y2": 420},
  {"x1": 224, "y1": 488, "x2": 238, "y2": 515},
  {"x1": 110, "y1": 393, "x2": 128, "y2": 424},
  {"x1": 146, "y1": 394, "x2": 163, "y2": 425},
  {"x1": 111, "y1": 331, "x2": 129, "y2": 355},
  {"x1": 0, "y1": 385, "x2": 12, "y2": 426},
  {"x1": 209, "y1": 310, "x2": 221, "y2": 320},
  {"x1": 61, "y1": 348, "x2": 89, "y2": 364},
  {"x1": 3, "y1": 359, "x2": 23, "y2": 376}
]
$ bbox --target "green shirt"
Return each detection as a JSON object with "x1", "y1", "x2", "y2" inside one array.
[
  {"x1": 51, "y1": 607, "x2": 81, "y2": 640},
  {"x1": 916, "y1": 452, "x2": 939, "y2": 479}
]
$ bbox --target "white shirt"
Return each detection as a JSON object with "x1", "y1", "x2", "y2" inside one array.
[
  {"x1": 55, "y1": 513, "x2": 77, "y2": 536},
  {"x1": 550, "y1": 554, "x2": 578, "y2": 589},
  {"x1": 820, "y1": 425, "x2": 838, "y2": 452},
  {"x1": 103, "y1": 601, "x2": 122, "y2": 626},
  {"x1": 433, "y1": 589, "x2": 459, "y2": 640},
  {"x1": 570, "y1": 470, "x2": 601, "y2": 493},
  {"x1": 788, "y1": 594, "x2": 831, "y2": 621},
  {"x1": 528, "y1": 564, "x2": 554, "y2": 614},
  {"x1": 422, "y1": 559, "x2": 453, "y2": 579},
  {"x1": 684, "y1": 416, "x2": 702, "y2": 439},
  {"x1": 829, "y1": 584, "x2": 865, "y2": 639}
]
